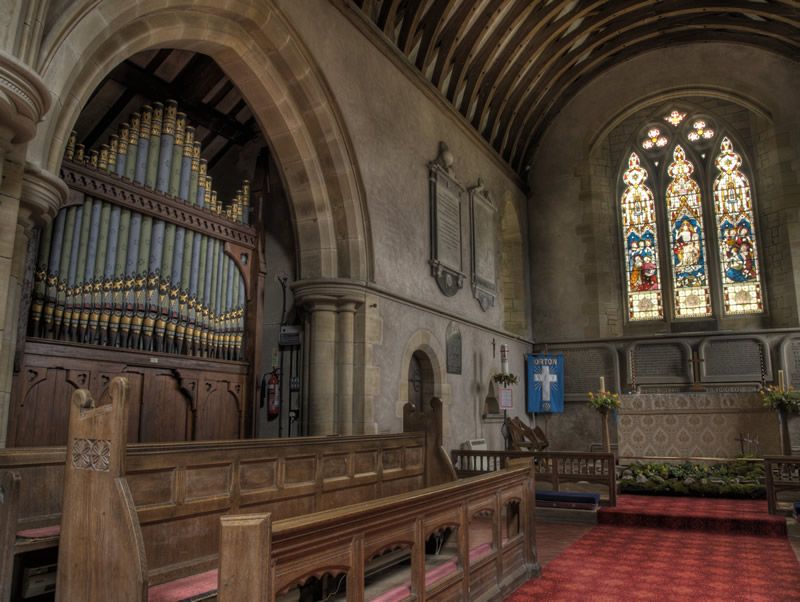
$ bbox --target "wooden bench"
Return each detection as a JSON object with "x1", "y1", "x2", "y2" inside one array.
[
  {"x1": 764, "y1": 455, "x2": 800, "y2": 515},
  {"x1": 450, "y1": 449, "x2": 617, "y2": 506},
  {"x1": 3, "y1": 379, "x2": 454, "y2": 600}
]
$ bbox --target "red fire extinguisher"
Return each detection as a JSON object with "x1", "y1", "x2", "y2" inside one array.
[{"x1": 266, "y1": 370, "x2": 280, "y2": 416}]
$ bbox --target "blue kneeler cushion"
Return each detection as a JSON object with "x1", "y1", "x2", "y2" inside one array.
[{"x1": 535, "y1": 490, "x2": 600, "y2": 510}]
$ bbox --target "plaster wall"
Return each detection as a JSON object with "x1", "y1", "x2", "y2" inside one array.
[
  {"x1": 278, "y1": 0, "x2": 530, "y2": 336},
  {"x1": 529, "y1": 43, "x2": 800, "y2": 342}
]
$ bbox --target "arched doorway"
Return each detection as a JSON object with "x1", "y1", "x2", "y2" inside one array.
[{"x1": 407, "y1": 351, "x2": 434, "y2": 412}]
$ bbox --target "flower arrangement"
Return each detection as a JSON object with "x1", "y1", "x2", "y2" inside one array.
[
  {"x1": 760, "y1": 385, "x2": 800, "y2": 415},
  {"x1": 493, "y1": 372, "x2": 518, "y2": 387},
  {"x1": 587, "y1": 389, "x2": 620, "y2": 413}
]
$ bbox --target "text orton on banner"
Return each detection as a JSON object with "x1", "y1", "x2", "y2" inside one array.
[{"x1": 527, "y1": 353, "x2": 564, "y2": 413}]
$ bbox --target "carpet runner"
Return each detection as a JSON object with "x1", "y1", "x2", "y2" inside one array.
[{"x1": 506, "y1": 495, "x2": 800, "y2": 601}]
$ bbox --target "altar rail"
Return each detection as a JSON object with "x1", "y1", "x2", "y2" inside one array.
[
  {"x1": 218, "y1": 462, "x2": 540, "y2": 601},
  {"x1": 450, "y1": 450, "x2": 617, "y2": 506},
  {"x1": 764, "y1": 456, "x2": 800, "y2": 515}
]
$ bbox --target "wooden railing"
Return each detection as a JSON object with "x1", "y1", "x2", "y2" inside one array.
[
  {"x1": 218, "y1": 460, "x2": 540, "y2": 601},
  {"x1": 451, "y1": 449, "x2": 617, "y2": 506},
  {"x1": 764, "y1": 456, "x2": 800, "y2": 515}
]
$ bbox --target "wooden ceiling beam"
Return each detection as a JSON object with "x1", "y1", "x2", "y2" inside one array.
[
  {"x1": 513, "y1": 22, "x2": 799, "y2": 171},
  {"x1": 428, "y1": 1, "x2": 477, "y2": 88},
  {"x1": 397, "y1": 0, "x2": 425, "y2": 55},
  {"x1": 446, "y1": 0, "x2": 510, "y2": 107},
  {"x1": 105, "y1": 60, "x2": 254, "y2": 146},
  {"x1": 377, "y1": 0, "x2": 401, "y2": 39},
  {"x1": 414, "y1": 0, "x2": 459, "y2": 72}
]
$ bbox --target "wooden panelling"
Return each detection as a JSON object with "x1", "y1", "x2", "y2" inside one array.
[{"x1": 9, "y1": 341, "x2": 247, "y2": 446}]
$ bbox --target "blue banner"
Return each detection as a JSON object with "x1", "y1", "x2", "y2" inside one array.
[{"x1": 527, "y1": 353, "x2": 564, "y2": 413}]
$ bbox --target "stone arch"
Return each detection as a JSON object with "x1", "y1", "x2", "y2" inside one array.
[
  {"x1": 30, "y1": 0, "x2": 372, "y2": 281},
  {"x1": 499, "y1": 193, "x2": 527, "y2": 336},
  {"x1": 396, "y1": 330, "x2": 450, "y2": 433}
]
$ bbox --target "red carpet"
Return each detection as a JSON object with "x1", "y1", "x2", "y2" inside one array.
[
  {"x1": 598, "y1": 495, "x2": 787, "y2": 537},
  {"x1": 507, "y1": 495, "x2": 800, "y2": 600}
]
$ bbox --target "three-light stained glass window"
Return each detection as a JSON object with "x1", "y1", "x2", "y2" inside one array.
[
  {"x1": 622, "y1": 153, "x2": 662, "y2": 320},
  {"x1": 620, "y1": 113, "x2": 764, "y2": 322},
  {"x1": 714, "y1": 137, "x2": 763, "y2": 314}
]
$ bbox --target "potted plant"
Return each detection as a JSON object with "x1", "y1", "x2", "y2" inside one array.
[
  {"x1": 587, "y1": 389, "x2": 620, "y2": 453},
  {"x1": 761, "y1": 384, "x2": 800, "y2": 455}
]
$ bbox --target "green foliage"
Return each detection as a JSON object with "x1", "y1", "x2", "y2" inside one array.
[
  {"x1": 493, "y1": 372, "x2": 518, "y2": 387},
  {"x1": 761, "y1": 385, "x2": 800, "y2": 414},
  {"x1": 621, "y1": 460, "x2": 765, "y2": 498}
]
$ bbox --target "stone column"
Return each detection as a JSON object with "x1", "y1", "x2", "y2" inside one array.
[
  {"x1": 336, "y1": 301, "x2": 356, "y2": 435},
  {"x1": 0, "y1": 50, "x2": 55, "y2": 445},
  {"x1": 293, "y1": 280, "x2": 366, "y2": 436},
  {"x1": 307, "y1": 299, "x2": 337, "y2": 435}
]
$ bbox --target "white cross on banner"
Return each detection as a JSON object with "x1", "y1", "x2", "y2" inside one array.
[{"x1": 527, "y1": 353, "x2": 564, "y2": 413}]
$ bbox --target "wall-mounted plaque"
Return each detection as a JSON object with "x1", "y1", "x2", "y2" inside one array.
[
  {"x1": 429, "y1": 142, "x2": 465, "y2": 297},
  {"x1": 469, "y1": 179, "x2": 497, "y2": 311},
  {"x1": 446, "y1": 321, "x2": 462, "y2": 374}
]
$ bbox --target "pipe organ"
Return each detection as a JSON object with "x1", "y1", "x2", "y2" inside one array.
[{"x1": 11, "y1": 98, "x2": 264, "y2": 447}]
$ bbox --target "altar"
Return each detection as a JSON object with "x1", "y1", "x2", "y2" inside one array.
[{"x1": 617, "y1": 392, "x2": 782, "y2": 458}]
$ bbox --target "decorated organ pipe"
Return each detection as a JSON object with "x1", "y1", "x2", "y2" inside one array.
[{"x1": 40, "y1": 97, "x2": 253, "y2": 360}]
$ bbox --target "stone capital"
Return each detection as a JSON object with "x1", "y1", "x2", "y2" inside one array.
[
  {"x1": 19, "y1": 163, "x2": 67, "y2": 235},
  {"x1": 0, "y1": 49, "x2": 50, "y2": 151},
  {"x1": 292, "y1": 278, "x2": 367, "y2": 310}
]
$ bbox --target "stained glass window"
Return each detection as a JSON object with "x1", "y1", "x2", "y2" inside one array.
[
  {"x1": 688, "y1": 120, "x2": 714, "y2": 142},
  {"x1": 642, "y1": 127, "x2": 668, "y2": 150},
  {"x1": 666, "y1": 146, "x2": 712, "y2": 317},
  {"x1": 664, "y1": 111, "x2": 686, "y2": 127},
  {"x1": 714, "y1": 137, "x2": 763, "y2": 314},
  {"x1": 622, "y1": 153, "x2": 662, "y2": 320}
]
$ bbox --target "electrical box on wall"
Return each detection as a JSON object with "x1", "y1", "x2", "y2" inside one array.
[{"x1": 279, "y1": 326, "x2": 302, "y2": 346}]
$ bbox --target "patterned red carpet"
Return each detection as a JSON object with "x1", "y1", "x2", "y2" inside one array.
[
  {"x1": 598, "y1": 495, "x2": 787, "y2": 536},
  {"x1": 507, "y1": 496, "x2": 800, "y2": 601}
]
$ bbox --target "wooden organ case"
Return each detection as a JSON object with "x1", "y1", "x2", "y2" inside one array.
[{"x1": 9, "y1": 100, "x2": 265, "y2": 446}]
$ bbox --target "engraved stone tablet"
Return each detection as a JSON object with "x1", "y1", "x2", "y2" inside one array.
[
  {"x1": 700, "y1": 337, "x2": 765, "y2": 382},
  {"x1": 446, "y1": 322, "x2": 462, "y2": 374},
  {"x1": 469, "y1": 180, "x2": 497, "y2": 311},
  {"x1": 429, "y1": 142, "x2": 465, "y2": 297},
  {"x1": 552, "y1": 345, "x2": 618, "y2": 399},
  {"x1": 631, "y1": 341, "x2": 690, "y2": 383}
]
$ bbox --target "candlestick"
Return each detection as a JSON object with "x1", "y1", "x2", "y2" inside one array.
[
  {"x1": 778, "y1": 369, "x2": 785, "y2": 391},
  {"x1": 599, "y1": 376, "x2": 605, "y2": 392},
  {"x1": 500, "y1": 344, "x2": 509, "y2": 375}
]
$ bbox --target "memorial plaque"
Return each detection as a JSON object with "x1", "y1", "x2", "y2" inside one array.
[
  {"x1": 632, "y1": 342, "x2": 688, "y2": 381},
  {"x1": 555, "y1": 345, "x2": 617, "y2": 398},
  {"x1": 429, "y1": 142, "x2": 465, "y2": 297},
  {"x1": 470, "y1": 180, "x2": 497, "y2": 311},
  {"x1": 780, "y1": 335, "x2": 800, "y2": 388},
  {"x1": 701, "y1": 337, "x2": 763, "y2": 381},
  {"x1": 446, "y1": 321, "x2": 462, "y2": 375}
]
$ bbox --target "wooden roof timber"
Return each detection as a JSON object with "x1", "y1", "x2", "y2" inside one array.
[{"x1": 343, "y1": 0, "x2": 800, "y2": 176}]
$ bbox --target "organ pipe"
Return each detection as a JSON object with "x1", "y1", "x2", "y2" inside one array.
[{"x1": 39, "y1": 97, "x2": 251, "y2": 360}]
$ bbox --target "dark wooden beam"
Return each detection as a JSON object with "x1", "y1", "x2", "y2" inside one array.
[
  {"x1": 429, "y1": 1, "x2": 476, "y2": 88},
  {"x1": 414, "y1": 0, "x2": 458, "y2": 72},
  {"x1": 104, "y1": 59, "x2": 254, "y2": 146},
  {"x1": 83, "y1": 49, "x2": 173, "y2": 148},
  {"x1": 397, "y1": 0, "x2": 425, "y2": 55}
]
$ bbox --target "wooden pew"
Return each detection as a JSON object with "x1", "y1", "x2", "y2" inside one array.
[
  {"x1": 44, "y1": 377, "x2": 452, "y2": 600},
  {"x1": 217, "y1": 459, "x2": 540, "y2": 600},
  {"x1": 450, "y1": 448, "x2": 618, "y2": 506},
  {"x1": 764, "y1": 455, "x2": 800, "y2": 515}
]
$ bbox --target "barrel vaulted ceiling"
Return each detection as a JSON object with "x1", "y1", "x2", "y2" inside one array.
[{"x1": 338, "y1": 0, "x2": 800, "y2": 176}]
